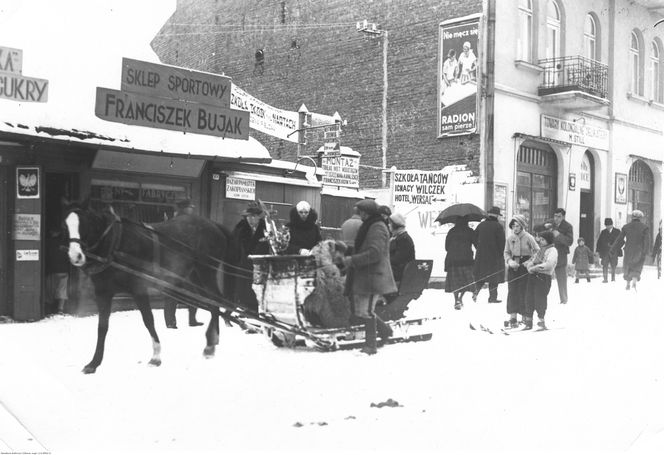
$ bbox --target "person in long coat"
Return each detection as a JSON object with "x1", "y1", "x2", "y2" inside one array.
[
  {"x1": 503, "y1": 214, "x2": 539, "y2": 328},
  {"x1": 233, "y1": 203, "x2": 270, "y2": 311},
  {"x1": 472, "y1": 206, "x2": 506, "y2": 303},
  {"x1": 611, "y1": 210, "x2": 650, "y2": 290},
  {"x1": 388, "y1": 212, "x2": 415, "y2": 284},
  {"x1": 285, "y1": 200, "x2": 322, "y2": 255},
  {"x1": 444, "y1": 216, "x2": 477, "y2": 310},
  {"x1": 340, "y1": 199, "x2": 397, "y2": 355},
  {"x1": 551, "y1": 208, "x2": 574, "y2": 304},
  {"x1": 596, "y1": 217, "x2": 622, "y2": 283}
]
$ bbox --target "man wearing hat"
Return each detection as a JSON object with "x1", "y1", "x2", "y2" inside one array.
[
  {"x1": 596, "y1": 217, "x2": 622, "y2": 283},
  {"x1": 472, "y1": 206, "x2": 506, "y2": 303},
  {"x1": 339, "y1": 199, "x2": 396, "y2": 355},
  {"x1": 611, "y1": 210, "x2": 650, "y2": 290},
  {"x1": 163, "y1": 198, "x2": 203, "y2": 328}
]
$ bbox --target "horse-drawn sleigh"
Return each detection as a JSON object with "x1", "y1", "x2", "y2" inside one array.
[{"x1": 63, "y1": 201, "x2": 436, "y2": 373}]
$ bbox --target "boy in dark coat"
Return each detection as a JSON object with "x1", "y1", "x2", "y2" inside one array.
[
  {"x1": 572, "y1": 237, "x2": 594, "y2": 283},
  {"x1": 596, "y1": 218, "x2": 621, "y2": 282},
  {"x1": 285, "y1": 200, "x2": 322, "y2": 255},
  {"x1": 472, "y1": 206, "x2": 506, "y2": 303}
]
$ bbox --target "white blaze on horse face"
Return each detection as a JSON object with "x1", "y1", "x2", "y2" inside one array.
[{"x1": 65, "y1": 212, "x2": 86, "y2": 267}]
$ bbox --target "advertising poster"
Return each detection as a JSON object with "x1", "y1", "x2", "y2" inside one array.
[{"x1": 438, "y1": 15, "x2": 480, "y2": 137}]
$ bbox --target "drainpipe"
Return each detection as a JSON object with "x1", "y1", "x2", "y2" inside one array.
[
  {"x1": 608, "y1": 0, "x2": 616, "y2": 221},
  {"x1": 483, "y1": 0, "x2": 496, "y2": 210},
  {"x1": 381, "y1": 30, "x2": 389, "y2": 188}
]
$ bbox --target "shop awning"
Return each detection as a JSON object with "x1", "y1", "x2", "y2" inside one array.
[{"x1": 0, "y1": 0, "x2": 272, "y2": 163}]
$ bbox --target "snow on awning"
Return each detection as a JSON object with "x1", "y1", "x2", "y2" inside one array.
[{"x1": 0, "y1": 0, "x2": 272, "y2": 163}]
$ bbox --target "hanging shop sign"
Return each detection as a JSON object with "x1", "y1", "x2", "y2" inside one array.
[
  {"x1": 16, "y1": 166, "x2": 40, "y2": 199},
  {"x1": 121, "y1": 58, "x2": 231, "y2": 107},
  {"x1": 321, "y1": 155, "x2": 359, "y2": 188},
  {"x1": 95, "y1": 87, "x2": 249, "y2": 140},
  {"x1": 438, "y1": 15, "x2": 480, "y2": 137},
  {"x1": 540, "y1": 115, "x2": 609, "y2": 150},
  {"x1": 0, "y1": 46, "x2": 48, "y2": 102},
  {"x1": 225, "y1": 176, "x2": 256, "y2": 200},
  {"x1": 230, "y1": 84, "x2": 298, "y2": 143},
  {"x1": 13, "y1": 214, "x2": 40, "y2": 241}
]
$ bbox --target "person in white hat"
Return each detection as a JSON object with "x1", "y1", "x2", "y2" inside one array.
[{"x1": 611, "y1": 209, "x2": 650, "y2": 290}]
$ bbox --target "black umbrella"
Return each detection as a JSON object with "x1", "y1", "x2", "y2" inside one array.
[{"x1": 435, "y1": 203, "x2": 486, "y2": 225}]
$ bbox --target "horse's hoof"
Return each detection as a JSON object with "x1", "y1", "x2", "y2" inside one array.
[
  {"x1": 203, "y1": 346, "x2": 215, "y2": 358},
  {"x1": 82, "y1": 365, "x2": 97, "y2": 374},
  {"x1": 148, "y1": 358, "x2": 162, "y2": 367}
]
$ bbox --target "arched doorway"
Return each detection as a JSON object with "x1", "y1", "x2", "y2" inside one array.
[
  {"x1": 579, "y1": 152, "x2": 595, "y2": 249},
  {"x1": 628, "y1": 159, "x2": 654, "y2": 238},
  {"x1": 516, "y1": 142, "x2": 558, "y2": 232}
]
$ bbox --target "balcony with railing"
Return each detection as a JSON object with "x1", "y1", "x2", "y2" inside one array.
[{"x1": 538, "y1": 56, "x2": 609, "y2": 109}]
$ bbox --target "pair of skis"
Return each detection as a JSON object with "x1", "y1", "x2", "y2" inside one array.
[{"x1": 469, "y1": 321, "x2": 553, "y2": 335}]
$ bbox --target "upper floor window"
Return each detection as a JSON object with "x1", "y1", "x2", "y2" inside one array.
[
  {"x1": 650, "y1": 41, "x2": 661, "y2": 102},
  {"x1": 630, "y1": 30, "x2": 643, "y2": 96},
  {"x1": 545, "y1": 0, "x2": 561, "y2": 60},
  {"x1": 584, "y1": 14, "x2": 597, "y2": 61},
  {"x1": 517, "y1": 0, "x2": 533, "y2": 62}
]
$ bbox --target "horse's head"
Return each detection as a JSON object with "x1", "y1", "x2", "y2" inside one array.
[{"x1": 63, "y1": 200, "x2": 118, "y2": 267}]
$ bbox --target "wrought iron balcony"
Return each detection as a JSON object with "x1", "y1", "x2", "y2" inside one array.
[{"x1": 538, "y1": 56, "x2": 608, "y2": 100}]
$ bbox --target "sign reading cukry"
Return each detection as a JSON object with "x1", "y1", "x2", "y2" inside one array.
[
  {"x1": 0, "y1": 46, "x2": 48, "y2": 102},
  {"x1": 438, "y1": 15, "x2": 480, "y2": 137},
  {"x1": 95, "y1": 87, "x2": 249, "y2": 140},
  {"x1": 121, "y1": 58, "x2": 231, "y2": 108}
]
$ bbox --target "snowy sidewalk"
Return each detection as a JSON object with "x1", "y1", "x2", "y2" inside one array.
[{"x1": 0, "y1": 401, "x2": 49, "y2": 454}]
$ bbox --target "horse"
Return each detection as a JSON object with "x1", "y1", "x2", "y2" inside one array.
[{"x1": 63, "y1": 200, "x2": 238, "y2": 374}]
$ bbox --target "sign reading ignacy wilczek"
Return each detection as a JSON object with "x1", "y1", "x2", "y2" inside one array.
[{"x1": 95, "y1": 58, "x2": 249, "y2": 140}]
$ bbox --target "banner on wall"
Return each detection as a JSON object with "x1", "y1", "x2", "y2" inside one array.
[{"x1": 438, "y1": 15, "x2": 480, "y2": 137}]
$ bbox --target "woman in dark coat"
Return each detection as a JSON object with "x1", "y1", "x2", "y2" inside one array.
[
  {"x1": 445, "y1": 216, "x2": 477, "y2": 309},
  {"x1": 611, "y1": 210, "x2": 650, "y2": 290},
  {"x1": 233, "y1": 203, "x2": 270, "y2": 311},
  {"x1": 472, "y1": 207, "x2": 506, "y2": 303},
  {"x1": 388, "y1": 212, "x2": 415, "y2": 284},
  {"x1": 285, "y1": 200, "x2": 322, "y2": 255}
]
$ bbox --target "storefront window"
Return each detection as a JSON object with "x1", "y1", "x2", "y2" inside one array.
[
  {"x1": 516, "y1": 144, "x2": 557, "y2": 232},
  {"x1": 91, "y1": 179, "x2": 188, "y2": 223}
]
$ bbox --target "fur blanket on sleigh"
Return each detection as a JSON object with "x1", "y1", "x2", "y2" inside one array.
[{"x1": 302, "y1": 240, "x2": 352, "y2": 328}]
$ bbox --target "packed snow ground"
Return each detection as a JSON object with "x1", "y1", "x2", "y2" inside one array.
[{"x1": 1, "y1": 267, "x2": 663, "y2": 455}]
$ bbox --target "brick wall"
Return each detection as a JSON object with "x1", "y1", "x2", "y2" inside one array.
[{"x1": 152, "y1": 0, "x2": 482, "y2": 188}]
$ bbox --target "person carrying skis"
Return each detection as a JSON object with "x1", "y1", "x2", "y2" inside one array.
[{"x1": 522, "y1": 229, "x2": 558, "y2": 330}]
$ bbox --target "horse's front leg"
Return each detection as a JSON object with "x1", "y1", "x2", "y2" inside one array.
[
  {"x1": 135, "y1": 292, "x2": 161, "y2": 367},
  {"x1": 83, "y1": 293, "x2": 112, "y2": 374},
  {"x1": 203, "y1": 308, "x2": 220, "y2": 358}
]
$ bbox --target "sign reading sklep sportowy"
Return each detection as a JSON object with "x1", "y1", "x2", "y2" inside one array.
[
  {"x1": 0, "y1": 46, "x2": 48, "y2": 102},
  {"x1": 95, "y1": 58, "x2": 249, "y2": 140}
]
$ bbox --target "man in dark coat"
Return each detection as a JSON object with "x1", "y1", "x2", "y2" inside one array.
[
  {"x1": 340, "y1": 207, "x2": 362, "y2": 254},
  {"x1": 611, "y1": 210, "x2": 650, "y2": 290},
  {"x1": 163, "y1": 199, "x2": 203, "y2": 328},
  {"x1": 596, "y1": 217, "x2": 622, "y2": 283},
  {"x1": 551, "y1": 208, "x2": 574, "y2": 304},
  {"x1": 472, "y1": 206, "x2": 506, "y2": 303},
  {"x1": 233, "y1": 202, "x2": 270, "y2": 311},
  {"x1": 388, "y1": 212, "x2": 415, "y2": 284},
  {"x1": 285, "y1": 200, "x2": 322, "y2": 255},
  {"x1": 340, "y1": 199, "x2": 397, "y2": 355}
]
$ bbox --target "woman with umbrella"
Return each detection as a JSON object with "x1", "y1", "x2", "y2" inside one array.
[{"x1": 444, "y1": 215, "x2": 478, "y2": 309}]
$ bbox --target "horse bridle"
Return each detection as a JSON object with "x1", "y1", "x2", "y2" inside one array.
[{"x1": 68, "y1": 209, "x2": 123, "y2": 274}]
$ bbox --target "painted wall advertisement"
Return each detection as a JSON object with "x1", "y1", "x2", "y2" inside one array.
[
  {"x1": 391, "y1": 165, "x2": 482, "y2": 276},
  {"x1": 321, "y1": 155, "x2": 359, "y2": 188},
  {"x1": 438, "y1": 15, "x2": 480, "y2": 137}
]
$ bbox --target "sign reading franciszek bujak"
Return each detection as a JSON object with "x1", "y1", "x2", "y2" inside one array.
[
  {"x1": 540, "y1": 115, "x2": 609, "y2": 150},
  {"x1": 95, "y1": 58, "x2": 249, "y2": 140},
  {"x1": 0, "y1": 46, "x2": 48, "y2": 102},
  {"x1": 438, "y1": 15, "x2": 480, "y2": 137}
]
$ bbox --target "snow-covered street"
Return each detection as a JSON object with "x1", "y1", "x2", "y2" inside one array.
[{"x1": 1, "y1": 267, "x2": 663, "y2": 455}]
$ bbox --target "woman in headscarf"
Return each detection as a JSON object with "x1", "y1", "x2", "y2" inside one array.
[
  {"x1": 285, "y1": 200, "x2": 322, "y2": 255},
  {"x1": 503, "y1": 214, "x2": 539, "y2": 328},
  {"x1": 444, "y1": 216, "x2": 477, "y2": 310}
]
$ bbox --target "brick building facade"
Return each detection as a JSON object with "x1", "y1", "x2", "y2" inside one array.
[{"x1": 152, "y1": 0, "x2": 483, "y2": 188}]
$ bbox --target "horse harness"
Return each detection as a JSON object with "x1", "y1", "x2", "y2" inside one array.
[{"x1": 69, "y1": 209, "x2": 123, "y2": 275}]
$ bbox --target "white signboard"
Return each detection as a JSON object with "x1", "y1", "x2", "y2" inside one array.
[
  {"x1": 392, "y1": 165, "x2": 474, "y2": 205},
  {"x1": 0, "y1": 46, "x2": 22, "y2": 74},
  {"x1": 16, "y1": 249, "x2": 39, "y2": 261},
  {"x1": 579, "y1": 154, "x2": 591, "y2": 190},
  {"x1": 541, "y1": 115, "x2": 609, "y2": 150},
  {"x1": 321, "y1": 155, "x2": 359, "y2": 188},
  {"x1": 225, "y1": 176, "x2": 256, "y2": 200},
  {"x1": 230, "y1": 84, "x2": 299, "y2": 143}
]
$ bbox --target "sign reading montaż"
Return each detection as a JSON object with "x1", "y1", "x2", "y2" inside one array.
[
  {"x1": 121, "y1": 58, "x2": 231, "y2": 108},
  {"x1": 95, "y1": 87, "x2": 249, "y2": 140}
]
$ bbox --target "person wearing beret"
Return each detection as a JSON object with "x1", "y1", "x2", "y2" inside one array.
[
  {"x1": 596, "y1": 218, "x2": 621, "y2": 283},
  {"x1": 472, "y1": 206, "x2": 506, "y2": 303}
]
